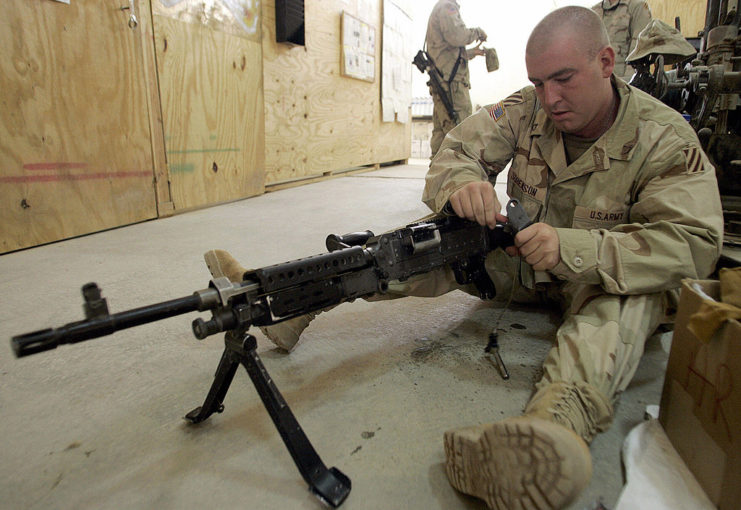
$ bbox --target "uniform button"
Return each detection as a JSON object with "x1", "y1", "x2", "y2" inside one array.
[{"x1": 573, "y1": 256, "x2": 583, "y2": 267}]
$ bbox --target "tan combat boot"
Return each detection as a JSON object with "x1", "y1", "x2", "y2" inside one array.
[
  {"x1": 203, "y1": 249, "x2": 247, "y2": 283},
  {"x1": 203, "y1": 249, "x2": 319, "y2": 352},
  {"x1": 443, "y1": 415, "x2": 592, "y2": 510}
]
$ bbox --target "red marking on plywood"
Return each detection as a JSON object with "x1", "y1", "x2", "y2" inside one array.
[{"x1": 1, "y1": 170, "x2": 151, "y2": 183}]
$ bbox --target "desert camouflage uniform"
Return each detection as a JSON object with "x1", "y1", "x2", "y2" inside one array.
[
  {"x1": 415, "y1": 77, "x2": 723, "y2": 441},
  {"x1": 426, "y1": 0, "x2": 484, "y2": 156},
  {"x1": 592, "y1": 0, "x2": 652, "y2": 81}
]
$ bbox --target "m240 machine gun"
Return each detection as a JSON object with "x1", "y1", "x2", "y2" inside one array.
[{"x1": 11, "y1": 200, "x2": 531, "y2": 508}]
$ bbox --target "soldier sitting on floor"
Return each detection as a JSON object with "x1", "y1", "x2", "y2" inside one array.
[{"x1": 205, "y1": 6, "x2": 723, "y2": 509}]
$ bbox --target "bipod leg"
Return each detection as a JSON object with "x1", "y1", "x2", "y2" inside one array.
[
  {"x1": 234, "y1": 332, "x2": 351, "y2": 508},
  {"x1": 185, "y1": 341, "x2": 240, "y2": 424}
]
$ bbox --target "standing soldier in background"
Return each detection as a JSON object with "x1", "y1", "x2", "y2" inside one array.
[
  {"x1": 592, "y1": 0, "x2": 652, "y2": 81},
  {"x1": 426, "y1": 0, "x2": 487, "y2": 156}
]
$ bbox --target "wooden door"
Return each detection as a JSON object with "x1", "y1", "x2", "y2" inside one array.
[
  {"x1": 0, "y1": 0, "x2": 158, "y2": 253},
  {"x1": 151, "y1": 0, "x2": 265, "y2": 211}
]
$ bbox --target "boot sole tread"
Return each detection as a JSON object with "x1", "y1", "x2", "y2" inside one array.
[{"x1": 444, "y1": 418, "x2": 591, "y2": 510}]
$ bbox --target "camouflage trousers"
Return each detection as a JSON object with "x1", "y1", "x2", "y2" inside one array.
[
  {"x1": 376, "y1": 248, "x2": 674, "y2": 443},
  {"x1": 430, "y1": 80, "x2": 472, "y2": 157}
]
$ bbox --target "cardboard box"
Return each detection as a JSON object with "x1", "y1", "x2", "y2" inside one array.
[{"x1": 659, "y1": 279, "x2": 741, "y2": 509}]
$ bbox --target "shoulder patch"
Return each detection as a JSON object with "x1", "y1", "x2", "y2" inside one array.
[
  {"x1": 682, "y1": 146, "x2": 705, "y2": 174},
  {"x1": 486, "y1": 102, "x2": 505, "y2": 122},
  {"x1": 502, "y1": 91, "x2": 524, "y2": 107}
]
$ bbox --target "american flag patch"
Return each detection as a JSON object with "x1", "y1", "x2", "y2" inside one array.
[
  {"x1": 682, "y1": 146, "x2": 704, "y2": 174},
  {"x1": 487, "y1": 102, "x2": 505, "y2": 122}
]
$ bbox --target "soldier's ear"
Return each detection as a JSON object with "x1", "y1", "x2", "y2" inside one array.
[{"x1": 597, "y1": 45, "x2": 616, "y2": 77}]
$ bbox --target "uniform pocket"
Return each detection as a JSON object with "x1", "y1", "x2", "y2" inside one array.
[{"x1": 507, "y1": 170, "x2": 544, "y2": 222}]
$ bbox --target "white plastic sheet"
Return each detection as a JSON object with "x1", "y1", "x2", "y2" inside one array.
[{"x1": 615, "y1": 419, "x2": 715, "y2": 510}]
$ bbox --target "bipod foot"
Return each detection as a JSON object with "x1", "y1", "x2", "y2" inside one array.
[
  {"x1": 184, "y1": 403, "x2": 224, "y2": 423},
  {"x1": 187, "y1": 331, "x2": 352, "y2": 507},
  {"x1": 311, "y1": 466, "x2": 351, "y2": 508},
  {"x1": 184, "y1": 343, "x2": 239, "y2": 424}
]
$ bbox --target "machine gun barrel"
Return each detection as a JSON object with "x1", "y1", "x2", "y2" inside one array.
[
  {"x1": 11, "y1": 290, "x2": 210, "y2": 357},
  {"x1": 12, "y1": 201, "x2": 532, "y2": 360}
]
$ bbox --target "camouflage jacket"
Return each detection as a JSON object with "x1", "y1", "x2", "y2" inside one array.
[
  {"x1": 592, "y1": 0, "x2": 652, "y2": 79},
  {"x1": 423, "y1": 78, "x2": 724, "y2": 294},
  {"x1": 425, "y1": 0, "x2": 479, "y2": 85}
]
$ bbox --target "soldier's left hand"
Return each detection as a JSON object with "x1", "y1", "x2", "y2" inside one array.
[{"x1": 505, "y1": 223, "x2": 561, "y2": 270}]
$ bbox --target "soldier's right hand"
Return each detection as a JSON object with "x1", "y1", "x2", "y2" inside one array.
[
  {"x1": 474, "y1": 28, "x2": 487, "y2": 42},
  {"x1": 449, "y1": 181, "x2": 505, "y2": 229}
]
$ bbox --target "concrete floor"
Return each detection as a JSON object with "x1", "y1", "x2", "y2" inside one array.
[{"x1": 0, "y1": 161, "x2": 670, "y2": 510}]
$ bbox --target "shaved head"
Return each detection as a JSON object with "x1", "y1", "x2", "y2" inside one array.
[
  {"x1": 524, "y1": 6, "x2": 618, "y2": 139},
  {"x1": 526, "y1": 6, "x2": 610, "y2": 60}
]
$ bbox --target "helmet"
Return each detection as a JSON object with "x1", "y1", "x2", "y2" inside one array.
[{"x1": 626, "y1": 19, "x2": 697, "y2": 65}]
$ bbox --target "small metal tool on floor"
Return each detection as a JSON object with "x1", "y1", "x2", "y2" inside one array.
[
  {"x1": 485, "y1": 332, "x2": 509, "y2": 380},
  {"x1": 481, "y1": 198, "x2": 532, "y2": 382}
]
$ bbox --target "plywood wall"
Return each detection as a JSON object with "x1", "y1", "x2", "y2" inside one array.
[
  {"x1": 2, "y1": 0, "x2": 413, "y2": 251},
  {"x1": 0, "y1": 0, "x2": 157, "y2": 253},
  {"x1": 649, "y1": 0, "x2": 706, "y2": 37},
  {"x1": 262, "y1": 0, "x2": 411, "y2": 185},
  {"x1": 152, "y1": 1, "x2": 265, "y2": 211}
]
